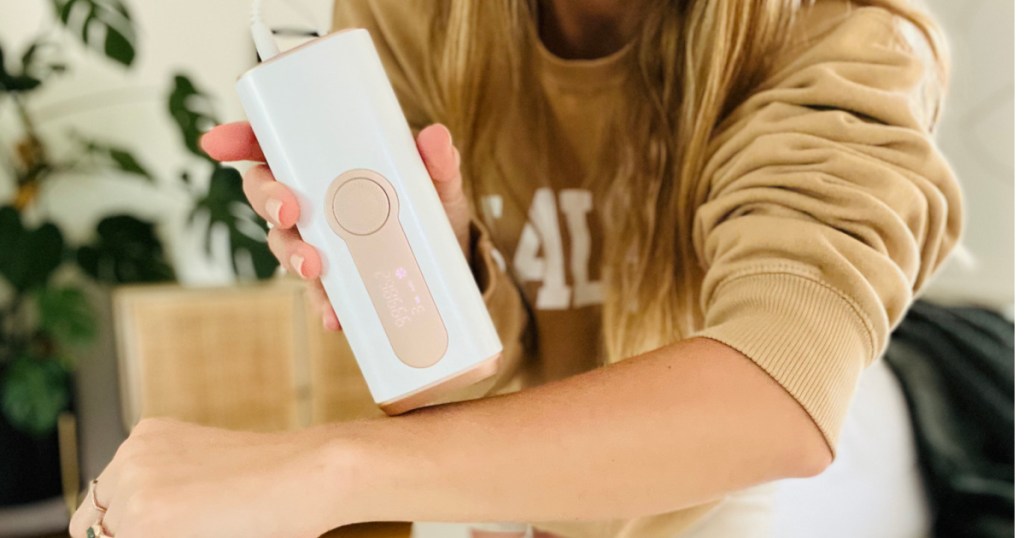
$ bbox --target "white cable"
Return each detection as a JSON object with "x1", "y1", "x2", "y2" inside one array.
[{"x1": 250, "y1": 0, "x2": 280, "y2": 61}]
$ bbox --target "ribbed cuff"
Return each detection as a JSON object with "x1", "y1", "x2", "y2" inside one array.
[{"x1": 695, "y1": 272, "x2": 876, "y2": 451}]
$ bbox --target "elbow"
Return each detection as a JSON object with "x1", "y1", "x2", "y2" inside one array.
[
  {"x1": 765, "y1": 391, "x2": 834, "y2": 479},
  {"x1": 782, "y1": 424, "x2": 834, "y2": 479},
  {"x1": 790, "y1": 437, "x2": 833, "y2": 478}
]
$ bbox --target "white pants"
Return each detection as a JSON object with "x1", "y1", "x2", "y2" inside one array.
[{"x1": 411, "y1": 484, "x2": 775, "y2": 538}]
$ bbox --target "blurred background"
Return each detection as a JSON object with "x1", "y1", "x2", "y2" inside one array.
[{"x1": 0, "y1": 1, "x2": 1012, "y2": 537}]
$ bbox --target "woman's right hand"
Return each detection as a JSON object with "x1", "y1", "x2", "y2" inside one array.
[{"x1": 201, "y1": 122, "x2": 470, "y2": 331}]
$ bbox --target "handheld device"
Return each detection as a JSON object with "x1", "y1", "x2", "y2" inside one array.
[{"x1": 236, "y1": 3, "x2": 502, "y2": 414}]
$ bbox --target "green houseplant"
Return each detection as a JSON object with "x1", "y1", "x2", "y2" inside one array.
[{"x1": 0, "y1": 0, "x2": 275, "y2": 506}]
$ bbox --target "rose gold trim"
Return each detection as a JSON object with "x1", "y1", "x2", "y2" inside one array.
[{"x1": 380, "y1": 353, "x2": 502, "y2": 415}]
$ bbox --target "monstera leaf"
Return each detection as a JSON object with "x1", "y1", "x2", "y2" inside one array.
[
  {"x1": 76, "y1": 215, "x2": 175, "y2": 284},
  {"x1": 51, "y1": 0, "x2": 136, "y2": 66},
  {"x1": 169, "y1": 73, "x2": 277, "y2": 279},
  {"x1": 168, "y1": 74, "x2": 217, "y2": 159},
  {"x1": 0, "y1": 206, "x2": 65, "y2": 292},
  {"x1": 35, "y1": 286, "x2": 96, "y2": 349},
  {"x1": 0, "y1": 355, "x2": 70, "y2": 436},
  {"x1": 190, "y1": 166, "x2": 278, "y2": 279}
]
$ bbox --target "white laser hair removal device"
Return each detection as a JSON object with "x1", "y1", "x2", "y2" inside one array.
[{"x1": 236, "y1": 11, "x2": 502, "y2": 414}]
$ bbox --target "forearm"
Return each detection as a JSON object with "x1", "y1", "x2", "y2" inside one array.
[{"x1": 309, "y1": 337, "x2": 830, "y2": 528}]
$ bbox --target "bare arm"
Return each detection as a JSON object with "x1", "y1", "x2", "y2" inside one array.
[
  {"x1": 70, "y1": 319, "x2": 829, "y2": 537},
  {"x1": 311, "y1": 337, "x2": 830, "y2": 528}
]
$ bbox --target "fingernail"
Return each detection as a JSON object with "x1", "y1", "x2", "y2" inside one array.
[
  {"x1": 265, "y1": 198, "x2": 283, "y2": 226},
  {"x1": 290, "y1": 254, "x2": 305, "y2": 277},
  {"x1": 442, "y1": 125, "x2": 453, "y2": 147}
]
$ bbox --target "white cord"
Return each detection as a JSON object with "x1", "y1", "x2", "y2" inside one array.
[{"x1": 251, "y1": 0, "x2": 280, "y2": 61}]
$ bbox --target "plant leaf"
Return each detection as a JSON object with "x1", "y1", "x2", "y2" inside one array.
[
  {"x1": 192, "y1": 167, "x2": 277, "y2": 279},
  {"x1": 76, "y1": 215, "x2": 175, "y2": 284},
  {"x1": 168, "y1": 74, "x2": 217, "y2": 160},
  {"x1": 0, "y1": 206, "x2": 66, "y2": 292},
  {"x1": 108, "y1": 147, "x2": 152, "y2": 179},
  {"x1": 102, "y1": 18, "x2": 133, "y2": 65},
  {"x1": 34, "y1": 286, "x2": 96, "y2": 348},
  {"x1": 0, "y1": 74, "x2": 42, "y2": 93},
  {"x1": 77, "y1": 138, "x2": 154, "y2": 181},
  {"x1": 50, "y1": 0, "x2": 136, "y2": 67},
  {"x1": 0, "y1": 355, "x2": 70, "y2": 436}
]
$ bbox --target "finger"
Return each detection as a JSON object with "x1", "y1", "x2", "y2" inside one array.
[
  {"x1": 69, "y1": 478, "x2": 113, "y2": 538},
  {"x1": 267, "y1": 227, "x2": 322, "y2": 279},
  {"x1": 68, "y1": 498, "x2": 103, "y2": 538},
  {"x1": 417, "y1": 124, "x2": 465, "y2": 206},
  {"x1": 90, "y1": 459, "x2": 131, "y2": 535},
  {"x1": 242, "y1": 165, "x2": 300, "y2": 228},
  {"x1": 307, "y1": 281, "x2": 342, "y2": 331},
  {"x1": 324, "y1": 306, "x2": 342, "y2": 331},
  {"x1": 200, "y1": 121, "x2": 266, "y2": 162}
]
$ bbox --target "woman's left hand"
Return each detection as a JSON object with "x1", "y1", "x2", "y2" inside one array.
[{"x1": 69, "y1": 418, "x2": 344, "y2": 538}]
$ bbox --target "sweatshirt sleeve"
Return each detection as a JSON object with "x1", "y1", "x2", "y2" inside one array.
[
  {"x1": 333, "y1": 0, "x2": 530, "y2": 397},
  {"x1": 693, "y1": 4, "x2": 962, "y2": 450}
]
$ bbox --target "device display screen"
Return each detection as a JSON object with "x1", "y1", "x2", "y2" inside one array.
[{"x1": 375, "y1": 267, "x2": 427, "y2": 328}]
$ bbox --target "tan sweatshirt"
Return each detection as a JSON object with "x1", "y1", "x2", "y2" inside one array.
[{"x1": 333, "y1": 1, "x2": 962, "y2": 536}]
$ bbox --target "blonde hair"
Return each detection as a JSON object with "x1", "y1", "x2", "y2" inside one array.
[{"x1": 429, "y1": 0, "x2": 948, "y2": 361}]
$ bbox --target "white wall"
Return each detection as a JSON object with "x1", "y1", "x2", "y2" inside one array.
[
  {"x1": 922, "y1": 0, "x2": 1015, "y2": 310},
  {"x1": 0, "y1": 0, "x2": 1012, "y2": 306}
]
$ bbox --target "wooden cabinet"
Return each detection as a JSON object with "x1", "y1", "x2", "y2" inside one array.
[{"x1": 113, "y1": 278, "x2": 384, "y2": 431}]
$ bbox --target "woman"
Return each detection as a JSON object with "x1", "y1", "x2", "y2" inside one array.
[{"x1": 71, "y1": 0, "x2": 961, "y2": 536}]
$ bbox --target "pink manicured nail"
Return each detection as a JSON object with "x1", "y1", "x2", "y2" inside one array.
[
  {"x1": 265, "y1": 198, "x2": 283, "y2": 226},
  {"x1": 290, "y1": 254, "x2": 305, "y2": 277}
]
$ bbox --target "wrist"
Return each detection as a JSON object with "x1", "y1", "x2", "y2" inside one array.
[{"x1": 297, "y1": 420, "x2": 387, "y2": 529}]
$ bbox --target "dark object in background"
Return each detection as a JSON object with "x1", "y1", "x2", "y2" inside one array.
[
  {"x1": 0, "y1": 409, "x2": 62, "y2": 506},
  {"x1": 885, "y1": 301, "x2": 1014, "y2": 538}
]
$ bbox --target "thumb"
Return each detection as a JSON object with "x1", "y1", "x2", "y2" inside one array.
[
  {"x1": 416, "y1": 123, "x2": 471, "y2": 257},
  {"x1": 417, "y1": 124, "x2": 465, "y2": 206}
]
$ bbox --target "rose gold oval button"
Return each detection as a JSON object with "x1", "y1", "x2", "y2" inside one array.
[{"x1": 331, "y1": 178, "x2": 390, "y2": 235}]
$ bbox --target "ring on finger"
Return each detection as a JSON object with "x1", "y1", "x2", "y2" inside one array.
[
  {"x1": 87, "y1": 479, "x2": 113, "y2": 537},
  {"x1": 88, "y1": 522, "x2": 114, "y2": 538},
  {"x1": 89, "y1": 479, "x2": 107, "y2": 514}
]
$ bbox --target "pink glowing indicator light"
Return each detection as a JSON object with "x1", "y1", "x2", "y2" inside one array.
[
  {"x1": 395, "y1": 267, "x2": 407, "y2": 279},
  {"x1": 414, "y1": 296, "x2": 421, "y2": 304}
]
